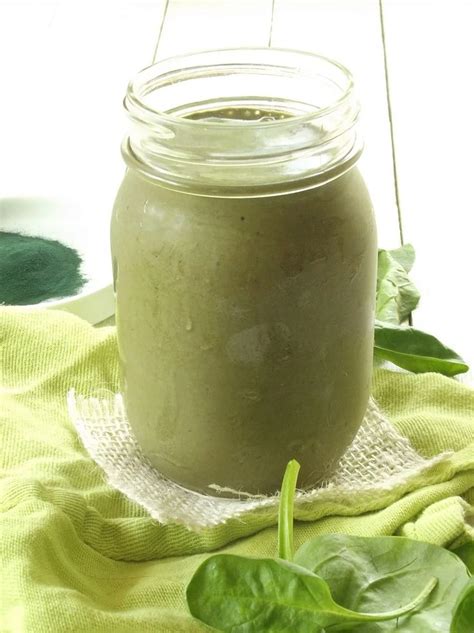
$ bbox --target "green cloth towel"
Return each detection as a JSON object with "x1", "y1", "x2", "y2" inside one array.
[{"x1": 1, "y1": 307, "x2": 473, "y2": 632}]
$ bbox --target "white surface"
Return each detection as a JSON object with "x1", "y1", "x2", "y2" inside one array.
[
  {"x1": 156, "y1": 0, "x2": 274, "y2": 58},
  {"x1": 382, "y1": 0, "x2": 474, "y2": 382},
  {"x1": 0, "y1": 0, "x2": 166, "y2": 199},
  {"x1": 0, "y1": 197, "x2": 114, "y2": 324}
]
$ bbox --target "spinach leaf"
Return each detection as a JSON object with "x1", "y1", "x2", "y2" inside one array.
[
  {"x1": 376, "y1": 245, "x2": 420, "y2": 325},
  {"x1": 374, "y1": 244, "x2": 469, "y2": 375},
  {"x1": 277, "y1": 458, "x2": 299, "y2": 561},
  {"x1": 187, "y1": 461, "x2": 438, "y2": 632},
  {"x1": 186, "y1": 554, "x2": 436, "y2": 633},
  {"x1": 374, "y1": 321, "x2": 469, "y2": 376},
  {"x1": 295, "y1": 533, "x2": 470, "y2": 632},
  {"x1": 388, "y1": 243, "x2": 416, "y2": 273},
  {"x1": 453, "y1": 542, "x2": 474, "y2": 574},
  {"x1": 451, "y1": 578, "x2": 474, "y2": 633}
]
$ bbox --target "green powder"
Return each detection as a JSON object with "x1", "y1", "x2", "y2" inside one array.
[{"x1": 0, "y1": 231, "x2": 86, "y2": 306}]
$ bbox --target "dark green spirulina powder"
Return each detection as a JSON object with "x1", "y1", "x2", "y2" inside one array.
[{"x1": 0, "y1": 231, "x2": 86, "y2": 306}]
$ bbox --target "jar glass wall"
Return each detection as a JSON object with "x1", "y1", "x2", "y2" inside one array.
[{"x1": 111, "y1": 48, "x2": 377, "y2": 496}]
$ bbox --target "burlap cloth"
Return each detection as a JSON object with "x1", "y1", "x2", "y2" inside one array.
[{"x1": 68, "y1": 392, "x2": 449, "y2": 530}]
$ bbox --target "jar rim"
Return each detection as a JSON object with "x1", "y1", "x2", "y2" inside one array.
[
  {"x1": 125, "y1": 47, "x2": 355, "y2": 130},
  {"x1": 123, "y1": 47, "x2": 362, "y2": 195}
]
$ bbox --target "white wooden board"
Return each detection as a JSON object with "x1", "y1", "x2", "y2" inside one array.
[
  {"x1": 156, "y1": 0, "x2": 274, "y2": 59},
  {"x1": 382, "y1": 0, "x2": 474, "y2": 382},
  {"x1": 0, "y1": 0, "x2": 167, "y2": 203}
]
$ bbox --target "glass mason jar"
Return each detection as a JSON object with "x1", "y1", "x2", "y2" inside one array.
[{"x1": 111, "y1": 49, "x2": 377, "y2": 497}]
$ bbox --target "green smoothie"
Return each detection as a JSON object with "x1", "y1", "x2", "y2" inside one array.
[{"x1": 111, "y1": 110, "x2": 377, "y2": 495}]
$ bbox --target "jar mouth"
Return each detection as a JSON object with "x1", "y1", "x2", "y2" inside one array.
[
  {"x1": 125, "y1": 47, "x2": 355, "y2": 130},
  {"x1": 123, "y1": 48, "x2": 362, "y2": 195}
]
